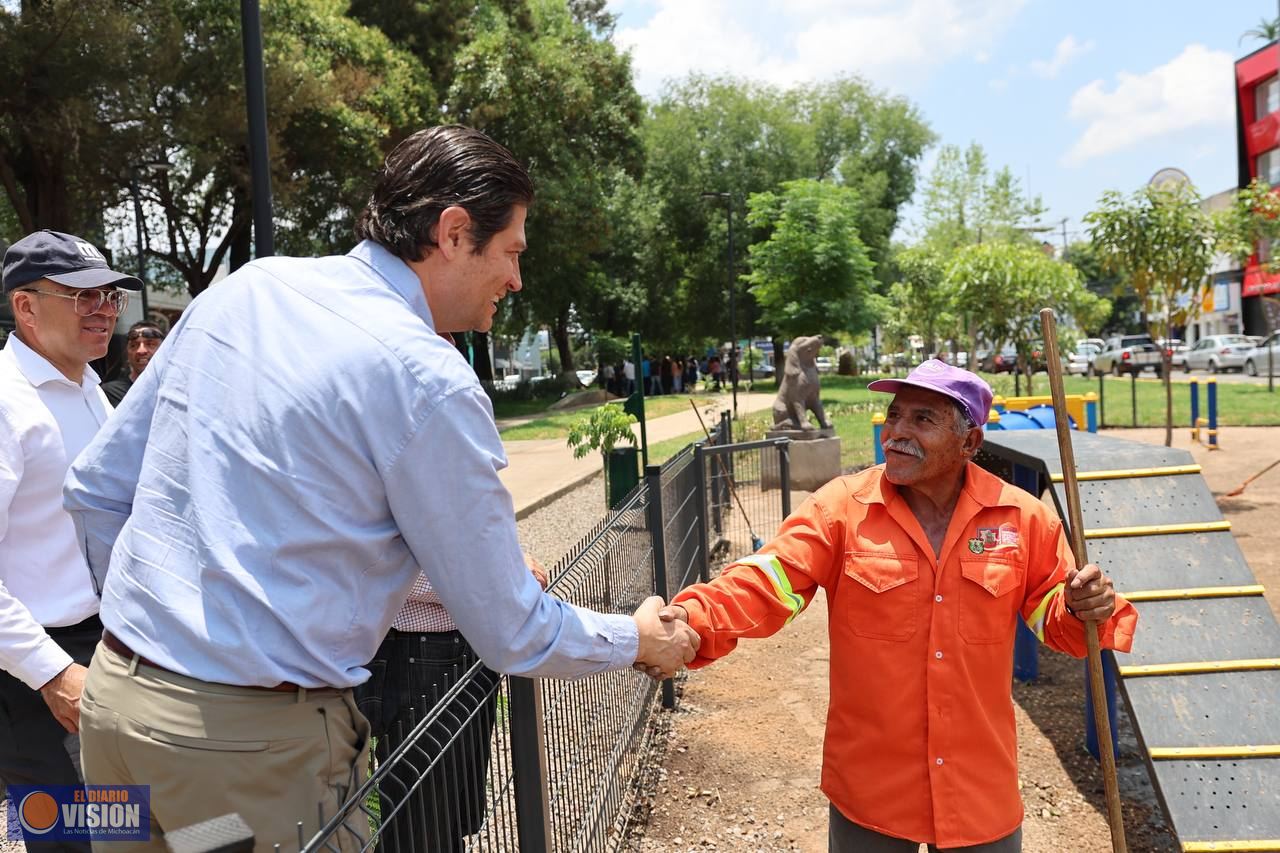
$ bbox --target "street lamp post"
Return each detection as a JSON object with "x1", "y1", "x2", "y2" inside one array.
[
  {"x1": 128, "y1": 172, "x2": 149, "y2": 321},
  {"x1": 701, "y1": 191, "x2": 737, "y2": 419}
]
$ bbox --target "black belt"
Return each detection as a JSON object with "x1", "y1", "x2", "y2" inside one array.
[{"x1": 45, "y1": 614, "x2": 103, "y2": 637}]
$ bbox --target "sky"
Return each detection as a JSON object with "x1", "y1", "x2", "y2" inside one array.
[{"x1": 606, "y1": 0, "x2": 1277, "y2": 245}]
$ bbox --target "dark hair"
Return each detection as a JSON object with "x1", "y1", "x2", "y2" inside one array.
[
  {"x1": 355, "y1": 125, "x2": 534, "y2": 261},
  {"x1": 126, "y1": 321, "x2": 164, "y2": 340}
]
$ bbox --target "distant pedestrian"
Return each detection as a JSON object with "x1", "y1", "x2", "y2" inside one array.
[
  {"x1": 101, "y1": 321, "x2": 165, "y2": 407},
  {"x1": 709, "y1": 355, "x2": 722, "y2": 391}
]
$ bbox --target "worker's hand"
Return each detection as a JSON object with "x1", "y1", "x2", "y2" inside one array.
[
  {"x1": 39, "y1": 663, "x2": 88, "y2": 734},
  {"x1": 658, "y1": 604, "x2": 688, "y2": 624},
  {"x1": 632, "y1": 596, "x2": 700, "y2": 681},
  {"x1": 525, "y1": 552, "x2": 549, "y2": 590},
  {"x1": 1064, "y1": 563, "x2": 1116, "y2": 622}
]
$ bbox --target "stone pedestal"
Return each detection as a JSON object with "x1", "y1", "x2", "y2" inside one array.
[{"x1": 762, "y1": 428, "x2": 841, "y2": 492}]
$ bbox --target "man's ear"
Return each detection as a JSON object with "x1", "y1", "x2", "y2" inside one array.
[
  {"x1": 960, "y1": 426, "x2": 984, "y2": 459},
  {"x1": 434, "y1": 206, "x2": 472, "y2": 261}
]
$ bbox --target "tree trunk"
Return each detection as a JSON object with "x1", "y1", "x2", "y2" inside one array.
[
  {"x1": 471, "y1": 331, "x2": 494, "y2": 382},
  {"x1": 772, "y1": 335, "x2": 784, "y2": 389},
  {"x1": 552, "y1": 320, "x2": 573, "y2": 375}
]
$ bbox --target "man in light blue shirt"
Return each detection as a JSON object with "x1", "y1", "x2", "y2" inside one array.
[{"x1": 64, "y1": 125, "x2": 698, "y2": 852}]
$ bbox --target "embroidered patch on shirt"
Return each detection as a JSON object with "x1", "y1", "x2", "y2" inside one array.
[
  {"x1": 968, "y1": 538, "x2": 984, "y2": 554},
  {"x1": 975, "y1": 523, "x2": 1020, "y2": 553}
]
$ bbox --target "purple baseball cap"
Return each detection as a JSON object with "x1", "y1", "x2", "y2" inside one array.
[{"x1": 868, "y1": 359, "x2": 993, "y2": 429}]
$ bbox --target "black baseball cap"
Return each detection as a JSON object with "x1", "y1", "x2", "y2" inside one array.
[{"x1": 3, "y1": 230, "x2": 143, "y2": 294}]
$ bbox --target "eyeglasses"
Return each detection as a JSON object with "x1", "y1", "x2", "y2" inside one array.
[{"x1": 20, "y1": 288, "x2": 130, "y2": 316}]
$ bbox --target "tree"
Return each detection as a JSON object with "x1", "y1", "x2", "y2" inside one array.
[
  {"x1": 623, "y1": 73, "x2": 932, "y2": 350},
  {"x1": 1062, "y1": 240, "x2": 1141, "y2": 334},
  {"x1": 1, "y1": 0, "x2": 431, "y2": 295},
  {"x1": 1085, "y1": 182, "x2": 1229, "y2": 445},
  {"x1": 947, "y1": 242, "x2": 1108, "y2": 394},
  {"x1": 447, "y1": 0, "x2": 644, "y2": 375},
  {"x1": 883, "y1": 245, "x2": 959, "y2": 358},
  {"x1": 918, "y1": 142, "x2": 1046, "y2": 252},
  {"x1": 744, "y1": 179, "x2": 877, "y2": 340},
  {"x1": 1241, "y1": 17, "x2": 1280, "y2": 45}
]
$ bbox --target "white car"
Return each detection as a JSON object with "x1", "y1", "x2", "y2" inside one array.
[
  {"x1": 814, "y1": 356, "x2": 834, "y2": 374},
  {"x1": 1184, "y1": 335, "x2": 1255, "y2": 373},
  {"x1": 1244, "y1": 332, "x2": 1280, "y2": 376},
  {"x1": 1067, "y1": 342, "x2": 1101, "y2": 375}
]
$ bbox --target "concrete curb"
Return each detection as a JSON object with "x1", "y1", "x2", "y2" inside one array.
[{"x1": 513, "y1": 467, "x2": 602, "y2": 520}]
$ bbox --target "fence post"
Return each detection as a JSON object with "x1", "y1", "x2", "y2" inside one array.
[
  {"x1": 645, "y1": 464, "x2": 676, "y2": 710},
  {"x1": 1083, "y1": 392, "x2": 1098, "y2": 433},
  {"x1": 778, "y1": 440, "x2": 792, "y2": 519},
  {"x1": 1207, "y1": 377, "x2": 1219, "y2": 450},
  {"x1": 1097, "y1": 371, "x2": 1105, "y2": 428},
  {"x1": 694, "y1": 443, "x2": 710, "y2": 583},
  {"x1": 508, "y1": 677, "x2": 552, "y2": 853},
  {"x1": 872, "y1": 413, "x2": 885, "y2": 464},
  {"x1": 1189, "y1": 379, "x2": 1199, "y2": 442},
  {"x1": 1130, "y1": 369, "x2": 1137, "y2": 427}
]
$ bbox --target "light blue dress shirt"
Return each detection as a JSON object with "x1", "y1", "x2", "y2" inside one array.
[{"x1": 63, "y1": 241, "x2": 639, "y2": 688}]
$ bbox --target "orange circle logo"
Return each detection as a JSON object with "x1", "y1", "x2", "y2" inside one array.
[{"x1": 18, "y1": 791, "x2": 59, "y2": 835}]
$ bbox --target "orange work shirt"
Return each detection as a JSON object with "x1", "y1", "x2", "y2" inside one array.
[{"x1": 673, "y1": 462, "x2": 1137, "y2": 848}]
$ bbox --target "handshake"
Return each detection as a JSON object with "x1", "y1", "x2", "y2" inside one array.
[{"x1": 630, "y1": 596, "x2": 698, "y2": 681}]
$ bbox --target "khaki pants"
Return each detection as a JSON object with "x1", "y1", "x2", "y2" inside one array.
[{"x1": 80, "y1": 642, "x2": 370, "y2": 853}]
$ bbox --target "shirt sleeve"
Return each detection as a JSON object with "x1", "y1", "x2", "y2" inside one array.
[
  {"x1": 385, "y1": 387, "x2": 638, "y2": 679},
  {"x1": 1020, "y1": 515, "x2": 1137, "y2": 657},
  {"x1": 672, "y1": 486, "x2": 842, "y2": 667},
  {"x1": 0, "y1": 413, "x2": 74, "y2": 688},
  {"x1": 62, "y1": 354, "x2": 162, "y2": 590}
]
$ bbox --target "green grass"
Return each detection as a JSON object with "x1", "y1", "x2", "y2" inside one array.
[{"x1": 498, "y1": 391, "x2": 723, "y2": 441}]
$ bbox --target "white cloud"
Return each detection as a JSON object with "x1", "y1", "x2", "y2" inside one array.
[
  {"x1": 1030, "y1": 35, "x2": 1094, "y2": 79},
  {"x1": 1062, "y1": 44, "x2": 1235, "y2": 166},
  {"x1": 611, "y1": 0, "x2": 1026, "y2": 97},
  {"x1": 975, "y1": 49, "x2": 991, "y2": 64}
]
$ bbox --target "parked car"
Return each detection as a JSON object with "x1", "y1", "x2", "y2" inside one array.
[
  {"x1": 1184, "y1": 334, "x2": 1256, "y2": 373},
  {"x1": 981, "y1": 343, "x2": 1050, "y2": 374},
  {"x1": 1244, "y1": 332, "x2": 1280, "y2": 376},
  {"x1": 1089, "y1": 335, "x2": 1162, "y2": 377},
  {"x1": 1067, "y1": 341, "x2": 1102, "y2": 375},
  {"x1": 814, "y1": 356, "x2": 834, "y2": 374}
]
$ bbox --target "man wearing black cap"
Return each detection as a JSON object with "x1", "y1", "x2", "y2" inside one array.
[
  {"x1": 0, "y1": 230, "x2": 140, "y2": 852},
  {"x1": 101, "y1": 321, "x2": 165, "y2": 407}
]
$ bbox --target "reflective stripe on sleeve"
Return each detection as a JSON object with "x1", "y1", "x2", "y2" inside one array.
[
  {"x1": 1024, "y1": 582, "x2": 1065, "y2": 642},
  {"x1": 735, "y1": 554, "x2": 804, "y2": 624}
]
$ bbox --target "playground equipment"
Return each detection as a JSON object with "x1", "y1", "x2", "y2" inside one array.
[
  {"x1": 1189, "y1": 378, "x2": 1220, "y2": 450},
  {"x1": 977, "y1": 429, "x2": 1280, "y2": 850},
  {"x1": 870, "y1": 392, "x2": 1098, "y2": 464}
]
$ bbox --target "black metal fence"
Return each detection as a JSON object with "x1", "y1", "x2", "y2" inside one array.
[{"x1": 300, "y1": 419, "x2": 790, "y2": 853}]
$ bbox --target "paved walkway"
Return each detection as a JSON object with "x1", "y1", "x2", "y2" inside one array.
[{"x1": 498, "y1": 392, "x2": 777, "y2": 518}]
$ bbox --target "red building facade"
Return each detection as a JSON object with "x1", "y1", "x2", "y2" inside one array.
[{"x1": 1236, "y1": 43, "x2": 1280, "y2": 333}]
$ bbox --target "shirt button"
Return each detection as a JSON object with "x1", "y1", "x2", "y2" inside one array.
[
  {"x1": 935, "y1": 651, "x2": 943, "y2": 659},
  {"x1": 936, "y1": 758, "x2": 944, "y2": 766},
  {"x1": 935, "y1": 594, "x2": 943, "y2": 603}
]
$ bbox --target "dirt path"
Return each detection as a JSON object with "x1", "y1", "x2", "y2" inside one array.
[{"x1": 628, "y1": 426, "x2": 1280, "y2": 853}]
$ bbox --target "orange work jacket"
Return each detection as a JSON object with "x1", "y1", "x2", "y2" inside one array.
[{"x1": 672, "y1": 462, "x2": 1138, "y2": 848}]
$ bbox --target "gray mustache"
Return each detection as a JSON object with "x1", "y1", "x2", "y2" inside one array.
[{"x1": 885, "y1": 439, "x2": 923, "y2": 459}]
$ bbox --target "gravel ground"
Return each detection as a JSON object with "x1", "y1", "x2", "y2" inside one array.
[{"x1": 517, "y1": 473, "x2": 610, "y2": 570}]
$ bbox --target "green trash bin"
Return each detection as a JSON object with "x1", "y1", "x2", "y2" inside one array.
[{"x1": 606, "y1": 446, "x2": 640, "y2": 507}]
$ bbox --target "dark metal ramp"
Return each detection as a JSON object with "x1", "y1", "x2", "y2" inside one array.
[{"x1": 976, "y1": 430, "x2": 1280, "y2": 852}]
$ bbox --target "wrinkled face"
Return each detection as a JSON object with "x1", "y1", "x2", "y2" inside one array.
[
  {"x1": 126, "y1": 329, "x2": 162, "y2": 377},
  {"x1": 881, "y1": 387, "x2": 979, "y2": 488},
  {"x1": 447, "y1": 205, "x2": 527, "y2": 333},
  {"x1": 11, "y1": 281, "x2": 120, "y2": 381}
]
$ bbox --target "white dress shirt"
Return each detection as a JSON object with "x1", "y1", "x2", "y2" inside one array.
[
  {"x1": 65, "y1": 241, "x2": 638, "y2": 689},
  {"x1": 0, "y1": 335, "x2": 108, "y2": 689}
]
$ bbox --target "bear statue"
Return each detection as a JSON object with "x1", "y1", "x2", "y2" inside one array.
[{"x1": 771, "y1": 335, "x2": 831, "y2": 431}]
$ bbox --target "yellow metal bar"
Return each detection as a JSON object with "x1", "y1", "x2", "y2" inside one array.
[
  {"x1": 1183, "y1": 842, "x2": 1280, "y2": 852},
  {"x1": 1119, "y1": 658, "x2": 1280, "y2": 677},
  {"x1": 1123, "y1": 584, "x2": 1265, "y2": 602},
  {"x1": 1084, "y1": 520, "x2": 1232, "y2": 539},
  {"x1": 1049, "y1": 464, "x2": 1202, "y2": 482},
  {"x1": 1150, "y1": 745, "x2": 1280, "y2": 760}
]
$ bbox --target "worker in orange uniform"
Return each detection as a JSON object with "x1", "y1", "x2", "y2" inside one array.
[{"x1": 659, "y1": 359, "x2": 1138, "y2": 852}]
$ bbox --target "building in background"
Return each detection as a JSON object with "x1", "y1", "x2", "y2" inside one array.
[
  {"x1": 1234, "y1": 41, "x2": 1280, "y2": 335},
  {"x1": 1194, "y1": 188, "x2": 1245, "y2": 343}
]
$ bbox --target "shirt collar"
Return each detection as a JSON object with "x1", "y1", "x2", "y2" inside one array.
[
  {"x1": 853, "y1": 461, "x2": 1020, "y2": 508},
  {"x1": 6, "y1": 333, "x2": 101, "y2": 391},
  {"x1": 346, "y1": 240, "x2": 435, "y2": 331}
]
